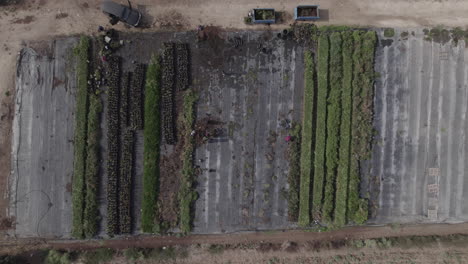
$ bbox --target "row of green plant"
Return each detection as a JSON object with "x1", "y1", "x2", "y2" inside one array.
[
  {"x1": 287, "y1": 123, "x2": 301, "y2": 222},
  {"x1": 322, "y1": 32, "x2": 343, "y2": 223},
  {"x1": 71, "y1": 36, "x2": 90, "y2": 238},
  {"x1": 298, "y1": 51, "x2": 314, "y2": 226},
  {"x1": 142, "y1": 55, "x2": 162, "y2": 233},
  {"x1": 82, "y1": 94, "x2": 102, "y2": 238},
  {"x1": 71, "y1": 36, "x2": 103, "y2": 238},
  {"x1": 295, "y1": 28, "x2": 377, "y2": 227},
  {"x1": 178, "y1": 89, "x2": 198, "y2": 234},
  {"x1": 311, "y1": 33, "x2": 329, "y2": 220},
  {"x1": 334, "y1": 31, "x2": 354, "y2": 227},
  {"x1": 347, "y1": 31, "x2": 376, "y2": 224}
]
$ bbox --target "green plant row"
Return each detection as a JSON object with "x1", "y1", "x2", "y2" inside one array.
[
  {"x1": 322, "y1": 32, "x2": 343, "y2": 223},
  {"x1": 298, "y1": 51, "x2": 314, "y2": 226},
  {"x1": 347, "y1": 31, "x2": 377, "y2": 224},
  {"x1": 288, "y1": 123, "x2": 301, "y2": 222},
  {"x1": 312, "y1": 33, "x2": 329, "y2": 221},
  {"x1": 71, "y1": 36, "x2": 90, "y2": 238},
  {"x1": 333, "y1": 31, "x2": 354, "y2": 227},
  {"x1": 83, "y1": 94, "x2": 102, "y2": 238},
  {"x1": 142, "y1": 55, "x2": 162, "y2": 233},
  {"x1": 179, "y1": 89, "x2": 198, "y2": 234}
]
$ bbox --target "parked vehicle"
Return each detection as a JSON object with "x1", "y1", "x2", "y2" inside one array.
[
  {"x1": 294, "y1": 5, "x2": 320, "y2": 21},
  {"x1": 101, "y1": 0, "x2": 142, "y2": 27},
  {"x1": 250, "y1": 8, "x2": 276, "y2": 24}
]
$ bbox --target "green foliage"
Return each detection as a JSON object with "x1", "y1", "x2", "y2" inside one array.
[
  {"x1": 288, "y1": 123, "x2": 301, "y2": 222},
  {"x1": 312, "y1": 33, "x2": 329, "y2": 220},
  {"x1": 45, "y1": 250, "x2": 71, "y2": 264},
  {"x1": 298, "y1": 51, "x2": 314, "y2": 226},
  {"x1": 322, "y1": 32, "x2": 343, "y2": 223},
  {"x1": 450, "y1": 27, "x2": 468, "y2": 46},
  {"x1": 179, "y1": 89, "x2": 198, "y2": 234},
  {"x1": 383, "y1": 28, "x2": 395, "y2": 38},
  {"x1": 142, "y1": 55, "x2": 162, "y2": 233},
  {"x1": 334, "y1": 31, "x2": 353, "y2": 227},
  {"x1": 83, "y1": 94, "x2": 102, "y2": 238},
  {"x1": 425, "y1": 26, "x2": 451, "y2": 44},
  {"x1": 71, "y1": 35, "x2": 90, "y2": 238},
  {"x1": 82, "y1": 248, "x2": 115, "y2": 264}
]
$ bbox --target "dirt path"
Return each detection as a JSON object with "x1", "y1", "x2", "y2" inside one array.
[{"x1": 1, "y1": 222, "x2": 468, "y2": 254}]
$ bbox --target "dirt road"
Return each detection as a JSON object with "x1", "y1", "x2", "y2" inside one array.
[{"x1": 2, "y1": 222, "x2": 468, "y2": 255}]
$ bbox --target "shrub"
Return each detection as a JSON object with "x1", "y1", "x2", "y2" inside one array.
[
  {"x1": 45, "y1": 250, "x2": 71, "y2": 264},
  {"x1": 142, "y1": 55, "x2": 162, "y2": 233},
  {"x1": 334, "y1": 31, "x2": 354, "y2": 227},
  {"x1": 83, "y1": 94, "x2": 102, "y2": 238},
  {"x1": 179, "y1": 89, "x2": 198, "y2": 234},
  {"x1": 71, "y1": 36, "x2": 90, "y2": 238},
  {"x1": 322, "y1": 32, "x2": 343, "y2": 223},
  {"x1": 383, "y1": 28, "x2": 395, "y2": 38},
  {"x1": 298, "y1": 51, "x2": 314, "y2": 226},
  {"x1": 312, "y1": 33, "x2": 329, "y2": 220}
]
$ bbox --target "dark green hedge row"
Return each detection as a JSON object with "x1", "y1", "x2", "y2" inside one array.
[
  {"x1": 106, "y1": 56, "x2": 121, "y2": 236},
  {"x1": 120, "y1": 72, "x2": 130, "y2": 131},
  {"x1": 312, "y1": 33, "x2": 329, "y2": 220},
  {"x1": 298, "y1": 51, "x2": 314, "y2": 226},
  {"x1": 142, "y1": 55, "x2": 162, "y2": 233},
  {"x1": 322, "y1": 32, "x2": 343, "y2": 223},
  {"x1": 161, "y1": 43, "x2": 176, "y2": 144},
  {"x1": 130, "y1": 64, "x2": 145, "y2": 130},
  {"x1": 119, "y1": 130, "x2": 134, "y2": 234}
]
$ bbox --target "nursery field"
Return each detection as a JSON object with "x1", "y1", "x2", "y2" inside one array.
[{"x1": 9, "y1": 26, "x2": 468, "y2": 239}]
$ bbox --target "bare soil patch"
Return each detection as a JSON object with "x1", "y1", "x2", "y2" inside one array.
[{"x1": 11, "y1": 15, "x2": 35, "y2": 24}]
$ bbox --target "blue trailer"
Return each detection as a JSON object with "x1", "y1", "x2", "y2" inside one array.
[
  {"x1": 251, "y1": 8, "x2": 276, "y2": 24},
  {"x1": 294, "y1": 5, "x2": 319, "y2": 21}
]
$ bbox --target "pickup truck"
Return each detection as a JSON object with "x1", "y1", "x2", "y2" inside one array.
[{"x1": 294, "y1": 5, "x2": 320, "y2": 21}]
